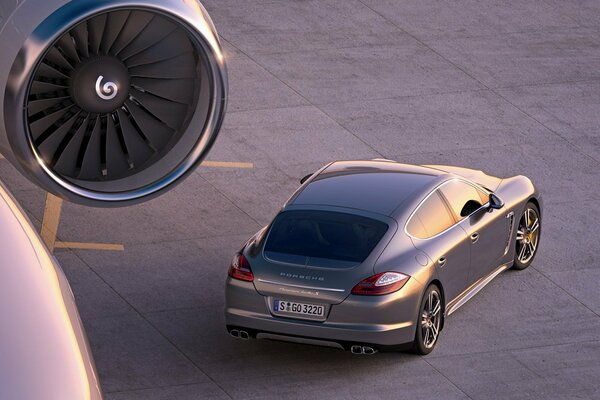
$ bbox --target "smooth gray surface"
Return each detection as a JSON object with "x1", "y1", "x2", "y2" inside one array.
[{"x1": 2, "y1": 1, "x2": 600, "y2": 399}]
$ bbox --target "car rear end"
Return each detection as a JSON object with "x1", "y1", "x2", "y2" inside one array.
[{"x1": 224, "y1": 205, "x2": 424, "y2": 353}]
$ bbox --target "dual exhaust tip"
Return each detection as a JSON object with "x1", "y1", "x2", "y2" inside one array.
[
  {"x1": 230, "y1": 329, "x2": 250, "y2": 340},
  {"x1": 350, "y1": 345, "x2": 377, "y2": 355}
]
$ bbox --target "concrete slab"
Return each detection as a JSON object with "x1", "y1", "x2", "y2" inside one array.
[
  {"x1": 360, "y1": 0, "x2": 582, "y2": 39},
  {"x1": 429, "y1": 267, "x2": 600, "y2": 357},
  {"x1": 197, "y1": 166, "x2": 298, "y2": 225},
  {"x1": 253, "y1": 42, "x2": 483, "y2": 105},
  {"x1": 145, "y1": 307, "x2": 469, "y2": 400},
  {"x1": 542, "y1": 267, "x2": 600, "y2": 316},
  {"x1": 74, "y1": 234, "x2": 249, "y2": 313},
  {"x1": 227, "y1": 55, "x2": 309, "y2": 113},
  {"x1": 55, "y1": 251, "x2": 134, "y2": 320},
  {"x1": 320, "y1": 89, "x2": 552, "y2": 158},
  {"x1": 205, "y1": 105, "x2": 380, "y2": 169},
  {"x1": 85, "y1": 314, "x2": 209, "y2": 393},
  {"x1": 534, "y1": 199, "x2": 600, "y2": 273},
  {"x1": 426, "y1": 28, "x2": 600, "y2": 88},
  {"x1": 545, "y1": 0, "x2": 600, "y2": 28},
  {"x1": 497, "y1": 81, "x2": 600, "y2": 161},
  {"x1": 428, "y1": 341, "x2": 600, "y2": 400},
  {"x1": 207, "y1": 0, "x2": 400, "y2": 55},
  {"x1": 107, "y1": 383, "x2": 230, "y2": 400}
]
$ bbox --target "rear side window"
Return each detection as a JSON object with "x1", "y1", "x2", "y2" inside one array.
[
  {"x1": 407, "y1": 191, "x2": 454, "y2": 239},
  {"x1": 264, "y1": 211, "x2": 388, "y2": 265}
]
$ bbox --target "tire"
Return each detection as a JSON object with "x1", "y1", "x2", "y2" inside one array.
[
  {"x1": 513, "y1": 202, "x2": 541, "y2": 270},
  {"x1": 412, "y1": 285, "x2": 443, "y2": 355}
]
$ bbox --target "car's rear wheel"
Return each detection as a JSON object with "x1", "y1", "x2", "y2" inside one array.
[
  {"x1": 413, "y1": 285, "x2": 442, "y2": 355},
  {"x1": 513, "y1": 202, "x2": 541, "y2": 270}
]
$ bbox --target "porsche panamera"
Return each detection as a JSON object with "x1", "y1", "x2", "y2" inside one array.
[{"x1": 225, "y1": 160, "x2": 542, "y2": 354}]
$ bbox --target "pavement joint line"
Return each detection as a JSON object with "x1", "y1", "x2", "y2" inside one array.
[
  {"x1": 427, "y1": 338, "x2": 600, "y2": 361},
  {"x1": 195, "y1": 172, "x2": 263, "y2": 228},
  {"x1": 219, "y1": 38, "x2": 386, "y2": 158},
  {"x1": 201, "y1": 161, "x2": 254, "y2": 168},
  {"x1": 40, "y1": 193, "x2": 124, "y2": 253},
  {"x1": 532, "y1": 266, "x2": 600, "y2": 319},
  {"x1": 355, "y1": 2, "x2": 600, "y2": 168},
  {"x1": 421, "y1": 357, "x2": 475, "y2": 400},
  {"x1": 66, "y1": 246, "x2": 236, "y2": 400}
]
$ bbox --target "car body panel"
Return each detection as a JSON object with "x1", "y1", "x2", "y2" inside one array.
[
  {"x1": 410, "y1": 224, "x2": 471, "y2": 302},
  {"x1": 225, "y1": 160, "x2": 542, "y2": 351},
  {"x1": 226, "y1": 275, "x2": 423, "y2": 346},
  {"x1": 458, "y1": 205, "x2": 513, "y2": 284},
  {"x1": 0, "y1": 182, "x2": 102, "y2": 400}
]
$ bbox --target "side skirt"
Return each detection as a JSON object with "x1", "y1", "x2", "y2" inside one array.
[{"x1": 445, "y1": 261, "x2": 513, "y2": 317}]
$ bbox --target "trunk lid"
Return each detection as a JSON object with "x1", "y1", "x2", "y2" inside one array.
[{"x1": 245, "y1": 206, "x2": 397, "y2": 305}]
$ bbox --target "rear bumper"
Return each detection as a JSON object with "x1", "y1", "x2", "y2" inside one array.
[{"x1": 224, "y1": 277, "x2": 424, "y2": 350}]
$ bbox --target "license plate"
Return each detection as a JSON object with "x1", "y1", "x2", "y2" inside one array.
[{"x1": 273, "y1": 299, "x2": 325, "y2": 318}]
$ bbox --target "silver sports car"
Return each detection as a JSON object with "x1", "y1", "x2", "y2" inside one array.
[{"x1": 225, "y1": 160, "x2": 542, "y2": 354}]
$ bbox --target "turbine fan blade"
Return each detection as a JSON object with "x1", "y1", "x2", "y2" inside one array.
[
  {"x1": 129, "y1": 88, "x2": 188, "y2": 130},
  {"x1": 110, "y1": 11, "x2": 154, "y2": 56},
  {"x1": 87, "y1": 13, "x2": 107, "y2": 55},
  {"x1": 129, "y1": 53, "x2": 197, "y2": 79},
  {"x1": 100, "y1": 11, "x2": 130, "y2": 54},
  {"x1": 131, "y1": 77, "x2": 194, "y2": 104}
]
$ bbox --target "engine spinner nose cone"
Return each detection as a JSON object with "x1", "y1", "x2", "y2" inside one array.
[{"x1": 71, "y1": 56, "x2": 129, "y2": 114}]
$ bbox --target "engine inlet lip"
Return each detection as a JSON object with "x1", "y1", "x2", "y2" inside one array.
[{"x1": 3, "y1": 0, "x2": 227, "y2": 206}]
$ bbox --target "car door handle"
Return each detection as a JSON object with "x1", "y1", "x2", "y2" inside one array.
[
  {"x1": 437, "y1": 256, "x2": 447, "y2": 267},
  {"x1": 471, "y1": 232, "x2": 479, "y2": 243}
]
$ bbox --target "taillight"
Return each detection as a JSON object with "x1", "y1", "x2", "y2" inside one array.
[
  {"x1": 351, "y1": 272, "x2": 409, "y2": 295},
  {"x1": 228, "y1": 254, "x2": 254, "y2": 282}
]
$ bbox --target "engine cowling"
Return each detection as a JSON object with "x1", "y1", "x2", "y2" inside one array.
[{"x1": 0, "y1": 0, "x2": 227, "y2": 206}]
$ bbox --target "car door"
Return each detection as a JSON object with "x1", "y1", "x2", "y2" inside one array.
[
  {"x1": 438, "y1": 179, "x2": 512, "y2": 284},
  {"x1": 407, "y1": 190, "x2": 471, "y2": 302}
]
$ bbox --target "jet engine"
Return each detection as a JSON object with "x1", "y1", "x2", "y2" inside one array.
[{"x1": 0, "y1": 0, "x2": 227, "y2": 206}]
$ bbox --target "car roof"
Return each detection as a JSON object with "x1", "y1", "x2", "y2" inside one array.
[{"x1": 289, "y1": 160, "x2": 445, "y2": 217}]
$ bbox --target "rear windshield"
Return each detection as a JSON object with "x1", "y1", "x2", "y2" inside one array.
[{"x1": 264, "y1": 210, "x2": 388, "y2": 265}]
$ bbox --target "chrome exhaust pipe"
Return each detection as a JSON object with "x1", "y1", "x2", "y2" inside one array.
[
  {"x1": 362, "y1": 346, "x2": 377, "y2": 355},
  {"x1": 230, "y1": 329, "x2": 250, "y2": 340},
  {"x1": 239, "y1": 330, "x2": 250, "y2": 340},
  {"x1": 350, "y1": 345, "x2": 377, "y2": 355}
]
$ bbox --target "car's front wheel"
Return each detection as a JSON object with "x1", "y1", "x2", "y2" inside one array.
[
  {"x1": 513, "y1": 202, "x2": 541, "y2": 270},
  {"x1": 413, "y1": 285, "x2": 442, "y2": 355}
]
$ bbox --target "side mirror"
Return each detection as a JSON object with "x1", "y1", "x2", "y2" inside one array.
[
  {"x1": 488, "y1": 193, "x2": 504, "y2": 211},
  {"x1": 300, "y1": 173, "x2": 313, "y2": 184}
]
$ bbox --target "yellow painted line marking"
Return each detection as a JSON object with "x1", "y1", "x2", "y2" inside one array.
[
  {"x1": 54, "y1": 241, "x2": 125, "y2": 251},
  {"x1": 201, "y1": 161, "x2": 254, "y2": 169},
  {"x1": 40, "y1": 192, "x2": 124, "y2": 253},
  {"x1": 40, "y1": 193, "x2": 63, "y2": 252}
]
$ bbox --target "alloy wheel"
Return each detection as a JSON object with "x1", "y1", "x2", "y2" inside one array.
[
  {"x1": 420, "y1": 289, "x2": 442, "y2": 349},
  {"x1": 516, "y1": 208, "x2": 540, "y2": 264}
]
